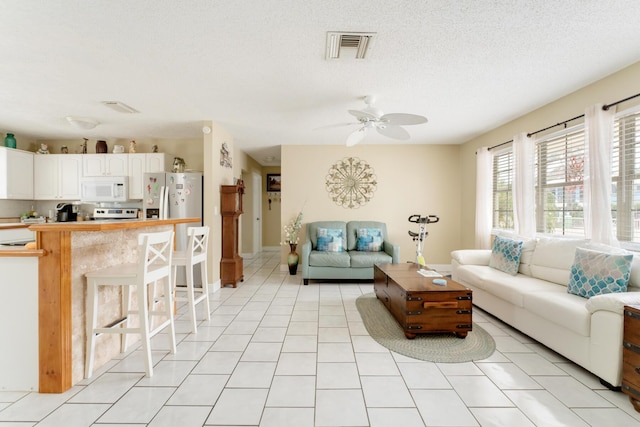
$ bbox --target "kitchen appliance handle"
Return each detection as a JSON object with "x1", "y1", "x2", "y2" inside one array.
[
  {"x1": 159, "y1": 186, "x2": 166, "y2": 220},
  {"x1": 162, "y1": 185, "x2": 169, "y2": 219}
]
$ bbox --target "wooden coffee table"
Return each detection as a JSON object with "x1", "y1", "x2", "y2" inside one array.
[{"x1": 373, "y1": 263, "x2": 473, "y2": 339}]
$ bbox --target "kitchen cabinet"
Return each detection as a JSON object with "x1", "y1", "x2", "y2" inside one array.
[
  {"x1": 0, "y1": 147, "x2": 33, "y2": 200},
  {"x1": 34, "y1": 154, "x2": 82, "y2": 200},
  {"x1": 128, "y1": 153, "x2": 172, "y2": 199},
  {"x1": 82, "y1": 154, "x2": 128, "y2": 176}
]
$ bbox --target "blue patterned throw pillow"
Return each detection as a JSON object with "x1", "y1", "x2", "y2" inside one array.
[
  {"x1": 316, "y1": 228, "x2": 344, "y2": 252},
  {"x1": 567, "y1": 248, "x2": 633, "y2": 298},
  {"x1": 356, "y1": 228, "x2": 383, "y2": 252},
  {"x1": 488, "y1": 235, "x2": 523, "y2": 275}
]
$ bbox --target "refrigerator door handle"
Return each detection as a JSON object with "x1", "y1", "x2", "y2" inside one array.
[{"x1": 159, "y1": 186, "x2": 166, "y2": 220}]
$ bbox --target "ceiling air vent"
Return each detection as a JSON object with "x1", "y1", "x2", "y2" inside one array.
[{"x1": 326, "y1": 32, "x2": 376, "y2": 60}]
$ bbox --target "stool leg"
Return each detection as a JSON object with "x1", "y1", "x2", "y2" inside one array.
[
  {"x1": 200, "y1": 260, "x2": 211, "y2": 321},
  {"x1": 121, "y1": 284, "x2": 132, "y2": 353},
  {"x1": 163, "y1": 276, "x2": 177, "y2": 353},
  {"x1": 138, "y1": 282, "x2": 153, "y2": 377},
  {"x1": 186, "y1": 264, "x2": 198, "y2": 333},
  {"x1": 85, "y1": 280, "x2": 98, "y2": 379}
]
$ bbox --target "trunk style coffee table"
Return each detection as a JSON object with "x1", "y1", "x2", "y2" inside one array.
[{"x1": 373, "y1": 263, "x2": 473, "y2": 339}]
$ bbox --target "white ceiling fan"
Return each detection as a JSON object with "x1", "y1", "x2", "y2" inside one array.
[{"x1": 344, "y1": 95, "x2": 428, "y2": 147}]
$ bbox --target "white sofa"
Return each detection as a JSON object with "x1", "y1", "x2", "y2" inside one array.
[{"x1": 451, "y1": 236, "x2": 640, "y2": 388}]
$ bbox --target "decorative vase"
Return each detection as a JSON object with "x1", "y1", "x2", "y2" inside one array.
[
  {"x1": 287, "y1": 243, "x2": 299, "y2": 275},
  {"x1": 95, "y1": 140, "x2": 107, "y2": 153},
  {"x1": 4, "y1": 133, "x2": 16, "y2": 149}
]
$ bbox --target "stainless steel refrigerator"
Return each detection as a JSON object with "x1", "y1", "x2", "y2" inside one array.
[{"x1": 143, "y1": 172, "x2": 203, "y2": 285}]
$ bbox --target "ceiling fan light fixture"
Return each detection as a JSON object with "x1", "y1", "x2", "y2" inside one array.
[{"x1": 66, "y1": 116, "x2": 99, "y2": 130}]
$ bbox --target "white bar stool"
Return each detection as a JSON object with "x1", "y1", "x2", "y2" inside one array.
[
  {"x1": 84, "y1": 229, "x2": 176, "y2": 378},
  {"x1": 172, "y1": 225, "x2": 211, "y2": 333}
]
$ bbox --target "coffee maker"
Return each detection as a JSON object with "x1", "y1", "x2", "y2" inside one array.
[{"x1": 56, "y1": 203, "x2": 78, "y2": 222}]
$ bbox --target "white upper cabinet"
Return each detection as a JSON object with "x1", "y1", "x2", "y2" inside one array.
[
  {"x1": 128, "y1": 153, "x2": 171, "y2": 199},
  {"x1": 0, "y1": 147, "x2": 33, "y2": 200},
  {"x1": 34, "y1": 154, "x2": 82, "y2": 200},
  {"x1": 82, "y1": 154, "x2": 128, "y2": 176}
]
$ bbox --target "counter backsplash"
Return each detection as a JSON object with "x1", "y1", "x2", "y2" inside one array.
[
  {"x1": 0, "y1": 199, "x2": 144, "y2": 222},
  {"x1": 0, "y1": 200, "x2": 33, "y2": 220}
]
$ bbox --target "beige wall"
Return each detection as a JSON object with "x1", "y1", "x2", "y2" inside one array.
[
  {"x1": 281, "y1": 144, "x2": 461, "y2": 265},
  {"x1": 459, "y1": 61, "x2": 640, "y2": 250},
  {"x1": 203, "y1": 121, "x2": 239, "y2": 284}
]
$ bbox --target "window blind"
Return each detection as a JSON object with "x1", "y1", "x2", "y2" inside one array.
[
  {"x1": 534, "y1": 125, "x2": 585, "y2": 236},
  {"x1": 492, "y1": 150, "x2": 514, "y2": 230},
  {"x1": 612, "y1": 109, "x2": 640, "y2": 245}
]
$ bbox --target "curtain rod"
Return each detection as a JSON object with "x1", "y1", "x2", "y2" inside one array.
[{"x1": 487, "y1": 92, "x2": 640, "y2": 151}]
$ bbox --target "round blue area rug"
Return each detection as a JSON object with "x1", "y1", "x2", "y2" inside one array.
[{"x1": 355, "y1": 292, "x2": 496, "y2": 363}]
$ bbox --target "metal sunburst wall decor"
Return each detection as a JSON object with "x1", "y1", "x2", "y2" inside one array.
[{"x1": 325, "y1": 157, "x2": 377, "y2": 209}]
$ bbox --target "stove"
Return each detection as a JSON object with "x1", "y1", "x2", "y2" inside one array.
[{"x1": 93, "y1": 208, "x2": 139, "y2": 220}]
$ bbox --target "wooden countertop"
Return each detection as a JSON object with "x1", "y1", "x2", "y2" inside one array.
[
  {"x1": 0, "y1": 218, "x2": 199, "y2": 258},
  {"x1": 29, "y1": 217, "x2": 200, "y2": 232}
]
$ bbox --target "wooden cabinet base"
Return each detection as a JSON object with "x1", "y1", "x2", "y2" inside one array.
[{"x1": 221, "y1": 257, "x2": 243, "y2": 288}]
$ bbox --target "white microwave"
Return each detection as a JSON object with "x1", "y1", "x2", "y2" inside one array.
[{"x1": 80, "y1": 176, "x2": 129, "y2": 202}]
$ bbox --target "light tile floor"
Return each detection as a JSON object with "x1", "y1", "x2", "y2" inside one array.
[{"x1": 1, "y1": 251, "x2": 640, "y2": 426}]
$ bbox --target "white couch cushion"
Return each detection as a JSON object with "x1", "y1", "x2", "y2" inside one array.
[
  {"x1": 454, "y1": 265, "x2": 562, "y2": 307},
  {"x1": 530, "y1": 237, "x2": 588, "y2": 285},
  {"x1": 524, "y1": 290, "x2": 591, "y2": 336},
  {"x1": 481, "y1": 274, "x2": 564, "y2": 307}
]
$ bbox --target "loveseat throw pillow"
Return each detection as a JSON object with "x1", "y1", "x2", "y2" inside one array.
[
  {"x1": 356, "y1": 228, "x2": 383, "y2": 252},
  {"x1": 567, "y1": 247, "x2": 633, "y2": 298},
  {"x1": 489, "y1": 235, "x2": 523, "y2": 275},
  {"x1": 317, "y1": 228, "x2": 344, "y2": 252}
]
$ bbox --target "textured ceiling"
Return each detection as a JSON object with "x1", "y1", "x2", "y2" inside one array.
[{"x1": 1, "y1": 1, "x2": 640, "y2": 165}]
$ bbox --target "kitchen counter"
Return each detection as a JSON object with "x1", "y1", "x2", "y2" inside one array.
[
  {"x1": 32, "y1": 217, "x2": 200, "y2": 393},
  {"x1": 29, "y1": 217, "x2": 198, "y2": 232}
]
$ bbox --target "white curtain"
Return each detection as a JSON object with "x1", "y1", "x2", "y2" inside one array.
[
  {"x1": 584, "y1": 103, "x2": 618, "y2": 246},
  {"x1": 513, "y1": 132, "x2": 535, "y2": 238},
  {"x1": 475, "y1": 147, "x2": 492, "y2": 248}
]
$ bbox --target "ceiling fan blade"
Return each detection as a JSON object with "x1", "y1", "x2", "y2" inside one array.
[
  {"x1": 346, "y1": 127, "x2": 367, "y2": 147},
  {"x1": 375, "y1": 124, "x2": 410, "y2": 140},
  {"x1": 380, "y1": 113, "x2": 428, "y2": 126},
  {"x1": 348, "y1": 109, "x2": 378, "y2": 121},
  {"x1": 313, "y1": 122, "x2": 359, "y2": 130}
]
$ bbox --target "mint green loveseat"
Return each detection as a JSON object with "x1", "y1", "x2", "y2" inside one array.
[{"x1": 301, "y1": 221, "x2": 400, "y2": 285}]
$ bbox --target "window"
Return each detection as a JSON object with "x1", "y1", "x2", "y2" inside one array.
[
  {"x1": 612, "y1": 108, "x2": 640, "y2": 247},
  {"x1": 492, "y1": 149, "x2": 514, "y2": 230},
  {"x1": 534, "y1": 125, "x2": 585, "y2": 237}
]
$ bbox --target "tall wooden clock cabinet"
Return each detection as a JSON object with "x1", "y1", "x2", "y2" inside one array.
[{"x1": 220, "y1": 180, "x2": 244, "y2": 287}]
